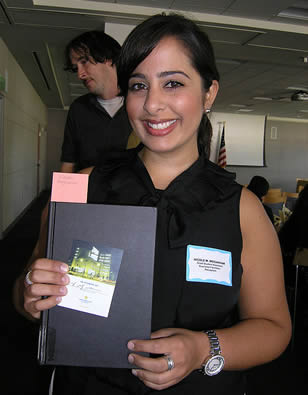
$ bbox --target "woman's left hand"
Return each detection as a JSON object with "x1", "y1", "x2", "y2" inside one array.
[{"x1": 127, "y1": 328, "x2": 208, "y2": 390}]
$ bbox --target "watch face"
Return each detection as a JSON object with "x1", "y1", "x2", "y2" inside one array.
[{"x1": 205, "y1": 355, "x2": 225, "y2": 376}]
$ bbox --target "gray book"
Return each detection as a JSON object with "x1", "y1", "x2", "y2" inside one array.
[{"x1": 38, "y1": 201, "x2": 157, "y2": 368}]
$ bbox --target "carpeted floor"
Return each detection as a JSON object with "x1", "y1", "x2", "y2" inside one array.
[{"x1": 1, "y1": 190, "x2": 306, "y2": 394}]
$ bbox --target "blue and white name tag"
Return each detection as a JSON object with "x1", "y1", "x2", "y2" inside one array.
[{"x1": 186, "y1": 245, "x2": 232, "y2": 286}]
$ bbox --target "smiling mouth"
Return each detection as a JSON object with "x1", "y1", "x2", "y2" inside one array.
[
  {"x1": 144, "y1": 119, "x2": 177, "y2": 136},
  {"x1": 147, "y1": 120, "x2": 176, "y2": 129}
]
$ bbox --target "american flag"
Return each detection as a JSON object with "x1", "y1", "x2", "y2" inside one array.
[{"x1": 218, "y1": 126, "x2": 226, "y2": 168}]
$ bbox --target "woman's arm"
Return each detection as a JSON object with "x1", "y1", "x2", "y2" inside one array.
[
  {"x1": 216, "y1": 188, "x2": 291, "y2": 369},
  {"x1": 13, "y1": 167, "x2": 95, "y2": 321},
  {"x1": 12, "y1": 200, "x2": 50, "y2": 321},
  {"x1": 12, "y1": 199, "x2": 70, "y2": 321},
  {"x1": 128, "y1": 188, "x2": 291, "y2": 390}
]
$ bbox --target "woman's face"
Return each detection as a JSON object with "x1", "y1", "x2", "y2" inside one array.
[{"x1": 126, "y1": 36, "x2": 218, "y2": 157}]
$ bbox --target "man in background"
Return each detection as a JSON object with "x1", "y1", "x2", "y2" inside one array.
[{"x1": 61, "y1": 30, "x2": 138, "y2": 173}]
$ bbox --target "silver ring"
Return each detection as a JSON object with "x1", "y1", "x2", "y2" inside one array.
[
  {"x1": 25, "y1": 270, "x2": 33, "y2": 286},
  {"x1": 165, "y1": 355, "x2": 175, "y2": 371}
]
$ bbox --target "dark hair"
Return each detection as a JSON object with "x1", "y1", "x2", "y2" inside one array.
[
  {"x1": 117, "y1": 13, "x2": 220, "y2": 158},
  {"x1": 294, "y1": 184, "x2": 308, "y2": 212},
  {"x1": 247, "y1": 176, "x2": 270, "y2": 200},
  {"x1": 64, "y1": 30, "x2": 121, "y2": 72}
]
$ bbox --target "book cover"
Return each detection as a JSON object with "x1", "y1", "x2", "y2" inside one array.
[{"x1": 38, "y1": 202, "x2": 157, "y2": 368}]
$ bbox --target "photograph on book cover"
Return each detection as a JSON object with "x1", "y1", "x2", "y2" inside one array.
[{"x1": 58, "y1": 239, "x2": 124, "y2": 317}]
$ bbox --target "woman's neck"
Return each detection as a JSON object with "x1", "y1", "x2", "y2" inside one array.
[{"x1": 139, "y1": 146, "x2": 199, "y2": 190}]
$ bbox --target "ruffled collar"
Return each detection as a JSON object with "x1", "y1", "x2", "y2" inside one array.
[
  {"x1": 130, "y1": 147, "x2": 237, "y2": 248},
  {"x1": 90, "y1": 145, "x2": 237, "y2": 248}
]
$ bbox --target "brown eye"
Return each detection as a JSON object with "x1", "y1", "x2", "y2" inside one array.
[
  {"x1": 128, "y1": 82, "x2": 147, "y2": 91},
  {"x1": 165, "y1": 80, "x2": 183, "y2": 89}
]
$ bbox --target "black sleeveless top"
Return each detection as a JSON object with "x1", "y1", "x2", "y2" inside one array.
[{"x1": 54, "y1": 146, "x2": 245, "y2": 395}]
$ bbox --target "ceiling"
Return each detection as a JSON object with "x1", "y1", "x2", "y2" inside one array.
[{"x1": 0, "y1": 0, "x2": 308, "y2": 119}]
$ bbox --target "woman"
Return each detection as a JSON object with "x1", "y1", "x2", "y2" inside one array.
[{"x1": 15, "y1": 14, "x2": 291, "y2": 394}]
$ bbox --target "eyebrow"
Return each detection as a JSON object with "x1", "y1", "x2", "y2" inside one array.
[{"x1": 129, "y1": 70, "x2": 190, "y2": 80}]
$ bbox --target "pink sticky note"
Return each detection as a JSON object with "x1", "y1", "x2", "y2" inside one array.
[{"x1": 51, "y1": 172, "x2": 89, "y2": 203}]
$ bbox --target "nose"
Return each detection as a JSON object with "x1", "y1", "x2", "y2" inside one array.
[
  {"x1": 77, "y1": 64, "x2": 87, "y2": 80},
  {"x1": 143, "y1": 86, "x2": 166, "y2": 114}
]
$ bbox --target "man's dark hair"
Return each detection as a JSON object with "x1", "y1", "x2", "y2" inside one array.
[{"x1": 64, "y1": 30, "x2": 121, "y2": 72}]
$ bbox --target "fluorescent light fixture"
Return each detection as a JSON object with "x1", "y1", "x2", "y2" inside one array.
[
  {"x1": 287, "y1": 86, "x2": 308, "y2": 91},
  {"x1": 253, "y1": 97, "x2": 273, "y2": 101},
  {"x1": 299, "y1": 110, "x2": 308, "y2": 113},
  {"x1": 216, "y1": 59, "x2": 242, "y2": 66},
  {"x1": 237, "y1": 109, "x2": 254, "y2": 112},
  {"x1": 230, "y1": 104, "x2": 247, "y2": 108},
  {"x1": 278, "y1": 7, "x2": 308, "y2": 21}
]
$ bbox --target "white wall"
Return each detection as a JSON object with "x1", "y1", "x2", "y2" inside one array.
[
  {"x1": 0, "y1": 38, "x2": 48, "y2": 236},
  {"x1": 46, "y1": 108, "x2": 68, "y2": 187},
  {"x1": 227, "y1": 117, "x2": 308, "y2": 192}
]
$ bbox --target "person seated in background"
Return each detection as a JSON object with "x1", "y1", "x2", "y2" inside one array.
[
  {"x1": 247, "y1": 175, "x2": 274, "y2": 223},
  {"x1": 14, "y1": 13, "x2": 291, "y2": 395}
]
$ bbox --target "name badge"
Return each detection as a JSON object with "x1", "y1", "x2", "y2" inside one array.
[{"x1": 186, "y1": 245, "x2": 232, "y2": 286}]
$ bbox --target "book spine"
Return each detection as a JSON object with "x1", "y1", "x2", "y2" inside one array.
[{"x1": 37, "y1": 201, "x2": 56, "y2": 365}]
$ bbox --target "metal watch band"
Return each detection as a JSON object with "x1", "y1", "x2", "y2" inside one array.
[
  {"x1": 205, "y1": 329, "x2": 222, "y2": 356},
  {"x1": 199, "y1": 329, "x2": 225, "y2": 376}
]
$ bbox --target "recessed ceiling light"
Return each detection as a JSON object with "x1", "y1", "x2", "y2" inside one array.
[
  {"x1": 216, "y1": 59, "x2": 242, "y2": 66},
  {"x1": 287, "y1": 86, "x2": 308, "y2": 91},
  {"x1": 278, "y1": 7, "x2": 308, "y2": 21},
  {"x1": 252, "y1": 97, "x2": 273, "y2": 101}
]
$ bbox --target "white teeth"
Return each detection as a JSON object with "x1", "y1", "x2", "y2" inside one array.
[{"x1": 148, "y1": 120, "x2": 176, "y2": 129}]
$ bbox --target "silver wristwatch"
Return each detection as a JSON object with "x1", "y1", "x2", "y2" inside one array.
[{"x1": 200, "y1": 329, "x2": 225, "y2": 376}]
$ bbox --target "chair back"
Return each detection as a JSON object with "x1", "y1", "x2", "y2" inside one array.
[
  {"x1": 296, "y1": 178, "x2": 308, "y2": 193},
  {"x1": 267, "y1": 188, "x2": 282, "y2": 195},
  {"x1": 263, "y1": 194, "x2": 284, "y2": 204}
]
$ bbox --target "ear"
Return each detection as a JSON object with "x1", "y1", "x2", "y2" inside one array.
[{"x1": 204, "y1": 80, "x2": 219, "y2": 112}]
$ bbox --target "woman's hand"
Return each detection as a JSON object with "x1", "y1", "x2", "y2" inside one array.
[
  {"x1": 127, "y1": 328, "x2": 208, "y2": 390},
  {"x1": 23, "y1": 258, "x2": 69, "y2": 320}
]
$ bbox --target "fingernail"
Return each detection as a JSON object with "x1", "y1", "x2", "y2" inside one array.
[
  {"x1": 132, "y1": 369, "x2": 137, "y2": 376},
  {"x1": 61, "y1": 275, "x2": 69, "y2": 283},
  {"x1": 59, "y1": 287, "x2": 66, "y2": 294},
  {"x1": 127, "y1": 341, "x2": 135, "y2": 350},
  {"x1": 61, "y1": 264, "x2": 68, "y2": 272},
  {"x1": 56, "y1": 296, "x2": 62, "y2": 303},
  {"x1": 128, "y1": 354, "x2": 134, "y2": 364}
]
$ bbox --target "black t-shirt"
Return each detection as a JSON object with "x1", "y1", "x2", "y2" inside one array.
[{"x1": 61, "y1": 93, "x2": 132, "y2": 171}]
